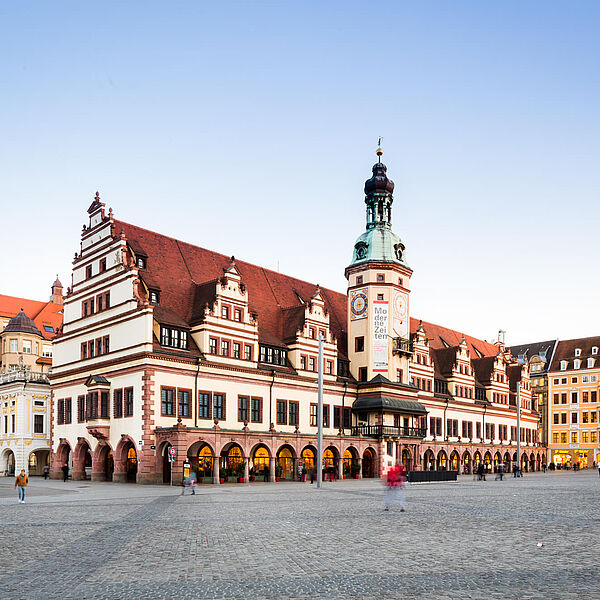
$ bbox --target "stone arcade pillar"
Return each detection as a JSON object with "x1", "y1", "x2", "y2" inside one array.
[
  {"x1": 71, "y1": 444, "x2": 86, "y2": 481},
  {"x1": 244, "y1": 458, "x2": 249, "y2": 482},
  {"x1": 212, "y1": 458, "x2": 220, "y2": 484},
  {"x1": 269, "y1": 456, "x2": 276, "y2": 482},
  {"x1": 112, "y1": 458, "x2": 127, "y2": 483},
  {"x1": 338, "y1": 457, "x2": 344, "y2": 480}
]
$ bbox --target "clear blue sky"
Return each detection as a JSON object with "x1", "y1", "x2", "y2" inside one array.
[{"x1": 2, "y1": 1, "x2": 599, "y2": 345}]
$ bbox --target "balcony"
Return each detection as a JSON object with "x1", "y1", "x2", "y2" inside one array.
[
  {"x1": 351, "y1": 424, "x2": 427, "y2": 438},
  {"x1": 392, "y1": 337, "x2": 413, "y2": 356},
  {"x1": 0, "y1": 369, "x2": 49, "y2": 385}
]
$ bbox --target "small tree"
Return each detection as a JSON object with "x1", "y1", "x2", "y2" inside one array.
[{"x1": 234, "y1": 461, "x2": 246, "y2": 478}]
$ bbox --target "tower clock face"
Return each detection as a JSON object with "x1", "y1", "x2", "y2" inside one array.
[
  {"x1": 393, "y1": 291, "x2": 408, "y2": 337},
  {"x1": 350, "y1": 289, "x2": 368, "y2": 320}
]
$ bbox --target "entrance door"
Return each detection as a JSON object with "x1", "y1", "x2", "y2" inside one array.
[
  {"x1": 126, "y1": 447, "x2": 137, "y2": 482},
  {"x1": 163, "y1": 447, "x2": 171, "y2": 484},
  {"x1": 106, "y1": 450, "x2": 114, "y2": 481},
  {"x1": 277, "y1": 448, "x2": 293, "y2": 480},
  {"x1": 362, "y1": 449, "x2": 375, "y2": 478}
]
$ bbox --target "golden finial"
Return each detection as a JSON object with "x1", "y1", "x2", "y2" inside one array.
[{"x1": 376, "y1": 137, "x2": 383, "y2": 162}]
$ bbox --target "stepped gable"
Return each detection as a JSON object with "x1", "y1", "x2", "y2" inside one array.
[
  {"x1": 0, "y1": 294, "x2": 62, "y2": 340},
  {"x1": 114, "y1": 220, "x2": 348, "y2": 352},
  {"x1": 411, "y1": 318, "x2": 498, "y2": 358}
]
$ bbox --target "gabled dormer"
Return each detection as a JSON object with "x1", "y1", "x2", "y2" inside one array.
[
  {"x1": 285, "y1": 287, "x2": 337, "y2": 378},
  {"x1": 408, "y1": 321, "x2": 434, "y2": 392},
  {"x1": 189, "y1": 259, "x2": 259, "y2": 365}
]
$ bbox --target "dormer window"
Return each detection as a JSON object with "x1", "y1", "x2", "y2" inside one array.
[
  {"x1": 160, "y1": 326, "x2": 188, "y2": 350},
  {"x1": 575, "y1": 348, "x2": 581, "y2": 357},
  {"x1": 560, "y1": 360, "x2": 567, "y2": 371},
  {"x1": 574, "y1": 359, "x2": 581, "y2": 369},
  {"x1": 592, "y1": 346, "x2": 598, "y2": 355},
  {"x1": 355, "y1": 242, "x2": 368, "y2": 260},
  {"x1": 149, "y1": 290, "x2": 160, "y2": 305},
  {"x1": 136, "y1": 256, "x2": 146, "y2": 269},
  {"x1": 258, "y1": 344, "x2": 288, "y2": 366},
  {"x1": 587, "y1": 358, "x2": 594, "y2": 368}
]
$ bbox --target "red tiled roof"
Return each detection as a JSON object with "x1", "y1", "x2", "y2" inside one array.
[
  {"x1": 506, "y1": 364, "x2": 525, "y2": 391},
  {"x1": 431, "y1": 346, "x2": 459, "y2": 377},
  {"x1": 112, "y1": 220, "x2": 506, "y2": 362},
  {"x1": 114, "y1": 220, "x2": 349, "y2": 352},
  {"x1": 411, "y1": 318, "x2": 499, "y2": 359},
  {"x1": 0, "y1": 294, "x2": 63, "y2": 340},
  {"x1": 471, "y1": 356, "x2": 497, "y2": 384}
]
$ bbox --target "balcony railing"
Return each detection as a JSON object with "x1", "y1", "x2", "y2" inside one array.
[
  {"x1": 351, "y1": 424, "x2": 427, "y2": 438},
  {"x1": 0, "y1": 369, "x2": 49, "y2": 385},
  {"x1": 392, "y1": 337, "x2": 413, "y2": 355}
]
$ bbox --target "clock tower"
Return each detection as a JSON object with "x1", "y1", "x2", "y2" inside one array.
[{"x1": 345, "y1": 147, "x2": 413, "y2": 383}]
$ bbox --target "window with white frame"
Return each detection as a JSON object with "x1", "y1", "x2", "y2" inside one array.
[
  {"x1": 587, "y1": 358, "x2": 594, "y2": 368},
  {"x1": 160, "y1": 326, "x2": 188, "y2": 350},
  {"x1": 574, "y1": 359, "x2": 581, "y2": 369},
  {"x1": 9, "y1": 339, "x2": 17, "y2": 353},
  {"x1": 592, "y1": 346, "x2": 598, "y2": 355},
  {"x1": 575, "y1": 348, "x2": 581, "y2": 357},
  {"x1": 22, "y1": 340, "x2": 32, "y2": 354},
  {"x1": 560, "y1": 361, "x2": 567, "y2": 370}
]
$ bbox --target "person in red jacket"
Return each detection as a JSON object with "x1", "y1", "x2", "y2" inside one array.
[
  {"x1": 14, "y1": 469, "x2": 28, "y2": 503},
  {"x1": 384, "y1": 464, "x2": 407, "y2": 511}
]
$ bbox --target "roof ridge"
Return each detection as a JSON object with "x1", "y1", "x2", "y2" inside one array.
[
  {"x1": 115, "y1": 219, "x2": 346, "y2": 301},
  {"x1": 175, "y1": 239, "x2": 196, "y2": 283}
]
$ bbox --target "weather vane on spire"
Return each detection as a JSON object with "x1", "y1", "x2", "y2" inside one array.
[{"x1": 376, "y1": 137, "x2": 383, "y2": 162}]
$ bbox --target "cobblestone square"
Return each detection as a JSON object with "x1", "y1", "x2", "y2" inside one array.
[{"x1": 0, "y1": 471, "x2": 597, "y2": 599}]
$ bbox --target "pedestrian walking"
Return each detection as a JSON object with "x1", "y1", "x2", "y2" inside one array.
[
  {"x1": 181, "y1": 474, "x2": 196, "y2": 495},
  {"x1": 43, "y1": 465, "x2": 50, "y2": 480},
  {"x1": 384, "y1": 464, "x2": 407, "y2": 511},
  {"x1": 477, "y1": 463, "x2": 485, "y2": 481},
  {"x1": 15, "y1": 469, "x2": 28, "y2": 503},
  {"x1": 495, "y1": 464, "x2": 504, "y2": 481},
  {"x1": 61, "y1": 463, "x2": 69, "y2": 482}
]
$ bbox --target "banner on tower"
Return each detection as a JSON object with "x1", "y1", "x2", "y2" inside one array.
[{"x1": 372, "y1": 300, "x2": 388, "y2": 372}]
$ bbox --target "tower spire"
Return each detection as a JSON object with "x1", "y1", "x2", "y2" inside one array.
[{"x1": 376, "y1": 137, "x2": 383, "y2": 163}]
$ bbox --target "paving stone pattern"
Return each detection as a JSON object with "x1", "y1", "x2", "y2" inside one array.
[{"x1": 0, "y1": 472, "x2": 598, "y2": 599}]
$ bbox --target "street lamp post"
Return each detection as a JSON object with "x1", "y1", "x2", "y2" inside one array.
[
  {"x1": 516, "y1": 383, "x2": 521, "y2": 475},
  {"x1": 317, "y1": 334, "x2": 324, "y2": 489}
]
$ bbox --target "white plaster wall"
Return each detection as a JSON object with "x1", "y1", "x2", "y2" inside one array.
[{"x1": 151, "y1": 369, "x2": 346, "y2": 436}]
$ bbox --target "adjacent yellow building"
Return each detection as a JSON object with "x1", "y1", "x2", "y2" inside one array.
[{"x1": 548, "y1": 336, "x2": 600, "y2": 468}]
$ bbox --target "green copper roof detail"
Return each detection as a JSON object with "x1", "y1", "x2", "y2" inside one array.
[{"x1": 350, "y1": 227, "x2": 408, "y2": 267}]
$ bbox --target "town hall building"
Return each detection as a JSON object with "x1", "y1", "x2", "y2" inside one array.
[{"x1": 50, "y1": 151, "x2": 543, "y2": 483}]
